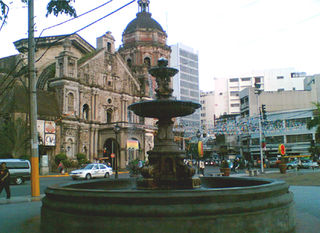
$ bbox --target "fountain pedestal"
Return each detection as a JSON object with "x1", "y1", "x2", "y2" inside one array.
[{"x1": 128, "y1": 59, "x2": 201, "y2": 189}]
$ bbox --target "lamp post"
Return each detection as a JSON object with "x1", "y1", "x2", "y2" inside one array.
[
  {"x1": 255, "y1": 84, "x2": 264, "y2": 173},
  {"x1": 196, "y1": 130, "x2": 201, "y2": 174},
  {"x1": 113, "y1": 124, "x2": 120, "y2": 179}
]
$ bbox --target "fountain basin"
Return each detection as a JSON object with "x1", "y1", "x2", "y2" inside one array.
[
  {"x1": 128, "y1": 99, "x2": 201, "y2": 118},
  {"x1": 41, "y1": 177, "x2": 295, "y2": 233}
]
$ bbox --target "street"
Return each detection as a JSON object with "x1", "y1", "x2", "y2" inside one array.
[{"x1": 0, "y1": 166, "x2": 318, "y2": 199}]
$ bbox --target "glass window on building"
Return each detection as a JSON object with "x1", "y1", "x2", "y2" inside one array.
[
  {"x1": 287, "y1": 134, "x2": 312, "y2": 143},
  {"x1": 266, "y1": 136, "x2": 284, "y2": 144},
  {"x1": 229, "y1": 78, "x2": 239, "y2": 82},
  {"x1": 251, "y1": 138, "x2": 259, "y2": 145},
  {"x1": 230, "y1": 91, "x2": 239, "y2": 97},
  {"x1": 241, "y1": 77, "x2": 251, "y2": 81}
]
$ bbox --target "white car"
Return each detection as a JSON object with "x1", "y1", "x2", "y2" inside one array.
[{"x1": 70, "y1": 163, "x2": 113, "y2": 180}]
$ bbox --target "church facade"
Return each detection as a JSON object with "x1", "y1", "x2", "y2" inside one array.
[{"x1": 0, "y1": 0, "x2": 171, "y2": 170}]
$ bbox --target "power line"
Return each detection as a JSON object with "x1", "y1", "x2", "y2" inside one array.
[
  {"x1": 37, "y1": 0, "x2": 113, "y2": 39},
  {"x1": 36, "y1": 0, "x2": 136, "y2": 63}
]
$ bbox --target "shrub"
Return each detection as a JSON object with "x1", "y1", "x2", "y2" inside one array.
[
  {"x1": 220, "y1": 160, "x2": 230, "y2": 169},
  {"x1": 75, "y1": 153, "x2": 88, "y2": 166},
  {"x1": 19, "y1": 154, "x2": 31, "y2": 160},
  {"x1": 127, "y1": 159, "x2": 141, "y2": 176},
  {"x1": 55, "y1": 153, "x2": 67, "y2": 165},
  {"x1": 62, "y1": 159, "x2": 72, "y2": 168}
]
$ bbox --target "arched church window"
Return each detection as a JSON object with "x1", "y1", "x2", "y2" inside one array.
[
  {"x1": 127, "y1": 58, "x2": 132, "y2": 68},
  {"x1": 66, "y1": 138, "x2": 74, "y2": 158},
  {"x1": 67, "y1": 93, "x2": 74, "y2": 112},
  {"x1": 144, "y1": 57, "x2": 151, "y2": 68},
  {"x1": 107, "y1": 42, "x2": 112, "y2": 52},
  {"x1": 106, "y1": 109, "x2": 113, "y2": 123},
  {"x1": 59, "y1": 59, "x2": 63, "y2": 77},
  {"x1": 127, "y1": 110, "x2": 133, "y2": 123},
  {"x1": 83, "y1": 104, "x2": 89, "y2": 120}
]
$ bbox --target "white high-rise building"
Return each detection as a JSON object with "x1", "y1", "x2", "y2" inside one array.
[
  {"x1": 170, "y1": 43, "x2": 200, "y2": 131},
  {"x1": 200, "y1": 90, "x2": 228, "y2": 131},
  {"x1": 225, "y1": 68, "x2": 306, "y2": 114}
]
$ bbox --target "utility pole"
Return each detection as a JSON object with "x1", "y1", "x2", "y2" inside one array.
[
  {"x1": 255, "y1": 83, "x2": 264, "y2": 173},
  {"x1": 28, "y1": 0, "x2": 40, "y2": 197}
]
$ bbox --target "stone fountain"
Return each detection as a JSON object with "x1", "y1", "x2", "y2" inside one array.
[{"x1": 41, "y1": 59, "x2": 295, "y2": 233}]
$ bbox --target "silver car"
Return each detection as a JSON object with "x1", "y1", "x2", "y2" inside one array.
[
  {"x1": 70, "y1": 163, "x2": 113, "y2": 180},
  {"x1": 300, "y1": 160, "x2": 319, "y2": 169}
]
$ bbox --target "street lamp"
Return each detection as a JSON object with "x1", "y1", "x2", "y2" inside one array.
[
  {"x1": 113, "y1": 124, "x2": 121, "y2": 179},
  {"x1": 196, "y1": 129, "x2": 201, "y2": 174}
]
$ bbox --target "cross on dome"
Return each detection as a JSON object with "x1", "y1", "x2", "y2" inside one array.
[{"x1": 138, "y1": 0, "x2": 150, "y2": 13}]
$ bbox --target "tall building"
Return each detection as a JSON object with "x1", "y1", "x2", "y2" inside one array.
[
  {"x1": 200, "y1": 90, "x2": 228, "y2": 132},
  {"x1": 170, "y1": 43, "x2": 200, "y2": 131},
  {"x1": 223, "y1": 68, "x2": 306, "y2": 114}
]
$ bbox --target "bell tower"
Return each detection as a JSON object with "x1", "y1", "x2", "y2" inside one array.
[{"x1": 119, "y1": 0, "x2": 171, "y2": 98}]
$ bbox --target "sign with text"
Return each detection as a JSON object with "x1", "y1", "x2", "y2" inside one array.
[{"x1": 37, "y1": 120, "x2": 56, "y2": 146}]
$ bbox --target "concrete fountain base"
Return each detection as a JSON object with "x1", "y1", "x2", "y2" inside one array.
[{"x1": 41, "y1": 177, "x2": 295, "y2": 233}]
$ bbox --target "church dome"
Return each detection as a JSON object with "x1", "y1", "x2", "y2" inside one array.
[{"x1": 123, "y1": 12, "x2": 164, "y2": 34}]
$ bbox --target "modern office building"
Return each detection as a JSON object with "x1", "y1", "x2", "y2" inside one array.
[
  {"x1": 170, "y1": 43, "x2": 200, "y2": 132},
  {"x1": 239, "y1": 86, "x2": 316, "y2": 159},
  {"x1": 200, "y1": 90, "x2": 228, "y2": 131},
  {"x1": 225, "y1": 68, "x2": 306, "y2": 114}
]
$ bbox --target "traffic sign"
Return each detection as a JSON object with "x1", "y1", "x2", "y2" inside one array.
[{"x1": 278, "y1": 144, "x2": 286, "y2": 155}]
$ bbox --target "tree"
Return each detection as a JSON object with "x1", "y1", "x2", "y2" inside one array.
[
  {"x1": 0, "y1": 0, "x2": 76, "y2": 27},
  {"x1": 307, "y1": 102, "x2": 320, "y2": 160},
  {"x1": 0, "y1": 117, "x2": 30, "y2": 158}
]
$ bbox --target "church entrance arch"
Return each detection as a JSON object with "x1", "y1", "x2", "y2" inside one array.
[
  {"x1": 127, "y1": 138, "x2": 140, "y2": 163},
  {"x1": 102, "y1": 138, "x2": 119, "y2": 170}
]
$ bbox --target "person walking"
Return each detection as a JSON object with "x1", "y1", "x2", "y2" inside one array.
[
  {"x1": 0, "y1": 162, "x2": 11, "y2": 199},
  {"x1": 199, "y1": 160, "x2": 205, "y2": 176},
  {"x1": 58, "y1": 161, "x2": 64, "y2": 174}
]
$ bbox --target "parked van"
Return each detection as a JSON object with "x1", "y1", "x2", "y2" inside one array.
[{"x1": 0, "y1": 159, "x2": 31, "y2": 185}]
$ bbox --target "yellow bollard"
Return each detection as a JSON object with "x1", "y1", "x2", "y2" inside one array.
[{"x1": 31, "y1": 157, "x2": 40, "y2": 197}]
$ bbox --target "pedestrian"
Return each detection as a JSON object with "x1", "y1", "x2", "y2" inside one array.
[
  {"x1": 199, "y1": 160, "x2": 205, "y2": 176},
  {"x1": 58, "y1": 161, "x2": 64, "y2": 174},
  {"x1": 0, "y1": 162, "x2": 11, "y2": 199}
]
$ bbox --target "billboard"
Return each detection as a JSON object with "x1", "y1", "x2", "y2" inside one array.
[{"x1": 37, "y1": 120, "x2": 56, "y2": 146}]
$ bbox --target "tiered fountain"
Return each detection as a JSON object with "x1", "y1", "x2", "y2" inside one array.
[{"x1": 41, "y1": 59, "x2": 295, "y2": 233}]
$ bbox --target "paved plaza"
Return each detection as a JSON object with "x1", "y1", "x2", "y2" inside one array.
[{"x1": 0, "y1": 170, "x2": 320, "y2": 233}]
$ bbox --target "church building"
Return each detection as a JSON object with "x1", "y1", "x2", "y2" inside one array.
[{"x1": 0, "y1": 0, "x2": 171, "y2": 170}]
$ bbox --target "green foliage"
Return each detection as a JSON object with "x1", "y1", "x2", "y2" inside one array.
[
  {"x1": 55, "y1": 153, "x2": 67, "y2": 165},
  {"x1": 46, "y1": 0, "x2": 77, "y2": 17},
  {"x1": 0, "y1": 0, "x2": 77, "y2": 26},
  {"x1": 220, "y1": 160, "x2": 230, "y2": 169},
  {"x1": 307, "y1": 102, "x2": 320, "y2": 158},
  {"x1": 0, "y1": 117, "x2": 30, "y2": 157},
  {"x1": 126, "y1": 159, "x2": 141, "y2": 176},
  {"x1": 61, "y1": 158, "x2": 72, "y2": 168},
  {"x1": 75, "y1": 153, "x2": 88, "y2": 165},
  {"x1": 19, "y1": 154, "x2": 31, "y2": 161}
]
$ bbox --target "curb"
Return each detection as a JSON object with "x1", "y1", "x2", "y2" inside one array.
[{"x1": 0, "y1": 195, "x2": 45, "y2": 205}]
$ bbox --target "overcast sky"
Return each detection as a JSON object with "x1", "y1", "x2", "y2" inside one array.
[{"x1": 1, "y1": 0, "x2": 320, "y2": 91}]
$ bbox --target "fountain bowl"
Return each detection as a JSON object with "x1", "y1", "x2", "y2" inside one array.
[
  {"x1": 41, "y1": 176, "x2": 295, "y2": 233},
  {"x1": 128, "y1": 99, "x2": 201, "y2": 118}
]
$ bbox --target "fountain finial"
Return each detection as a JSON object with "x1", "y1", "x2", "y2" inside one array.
[
  {"x1": 149, "y1": 58, "x2": 178, "y2": 99},
  {"x1": 158, "y1": 57, "x2": 168, "y2": 67}
]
